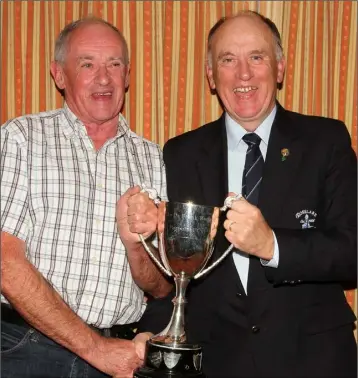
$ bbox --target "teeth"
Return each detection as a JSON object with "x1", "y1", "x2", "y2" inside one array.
[
  {"x1": 233, "y1": 86, "x2": 257, "y2": 93},
  {"x1": 94, "y1": 92, "x2": 111, "y2": 96}
]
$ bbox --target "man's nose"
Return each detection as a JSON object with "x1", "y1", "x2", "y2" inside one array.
[
  {"x1": 95, "y1": 65, "x2": 111, "y2": 85},
  {"x1": 236, "y1": 59, "x2": 253, "y2": 81}
]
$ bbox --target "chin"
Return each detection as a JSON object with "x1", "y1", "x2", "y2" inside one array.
[
  {"x1": 91, "y1": 111, "x2": 115, "y2": 120},
  {"x1": 235, "y1": 112, "x2": 260, "y2": 121}
]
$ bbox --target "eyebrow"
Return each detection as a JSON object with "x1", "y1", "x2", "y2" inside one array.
[
  {"x1": 217, "y1": 51, "x2": 236, "y2": 60},
  {"x1": 217, "y1": 49, "x2": 268, "y2": 60},
  {"x1": 77, "y1": 56, "x2": 125, "y2": 62},
  {"x1": 77, "y1": 56, "x2": 95, "y2": 61},
  {"x1": 249, "y1": 49, "x2": 267, "y2": 55}
]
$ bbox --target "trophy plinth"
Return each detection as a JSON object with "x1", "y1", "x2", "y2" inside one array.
[
  {"x1": 135, "y1": 198, "x2": 238, "y2": 378},
  {"x1": 134, "y1": 340, "x2": 204, "y2": 378}
]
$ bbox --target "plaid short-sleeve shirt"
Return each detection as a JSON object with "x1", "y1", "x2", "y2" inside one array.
[{"x1": 1, "y1": 105, "x2": 167, "y2": 328}]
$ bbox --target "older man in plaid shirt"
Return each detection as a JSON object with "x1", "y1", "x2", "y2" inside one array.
[{"x1": 1, "y1": 17, "x2": 171, "y2": 378}]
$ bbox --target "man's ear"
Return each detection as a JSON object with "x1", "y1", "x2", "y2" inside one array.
[
  {"x1": 50, "y1": 61, "x2": 65, "y2": 90},
  {"x1": 206, "y1": 62, "x2": 216, "y2": 90},
  {"x1": 276, "y1": 56, "x2": 286, "y2": 85},
  {"x1": 124, "y1": 64, "x2": 130, "y2": 89}
]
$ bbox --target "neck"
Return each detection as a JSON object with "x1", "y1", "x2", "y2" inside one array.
[{"x1": 84, "y1": 121, "x2": 118, "y2": 151}]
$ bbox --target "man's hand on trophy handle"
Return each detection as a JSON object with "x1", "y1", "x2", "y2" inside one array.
[
  {"x1": 139, "y1": 183, "x2": 165, "y2": 237},
  {"x1": 137, "y1": 200, "x2": 165, "y2": 242},
  {"x1": 140, "y1": 183, "x2": 161, "y2": 206},
  {"x1": 116, "y1": 186, "x2": 158, "y2": 246},
  {"x1": 220, "y1": 192, "x2": 243, "y2": 211}
]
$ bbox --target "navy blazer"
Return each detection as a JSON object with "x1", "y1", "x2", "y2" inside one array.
[{"x1": 139, "y1": 104, "x2": 357, "y2": 378}]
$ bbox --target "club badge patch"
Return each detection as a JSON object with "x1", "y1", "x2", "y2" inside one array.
[{"x1": 295, "y1": 209, "x2": 317, "y2": 229}]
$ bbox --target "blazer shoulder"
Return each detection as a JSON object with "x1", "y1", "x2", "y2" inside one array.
[
  {"x1": 284, "y1": 110, "x2": 352, "y2": 145},
  {"x1": 164, "y1": 118, "x2": 223, "y2": 153}
]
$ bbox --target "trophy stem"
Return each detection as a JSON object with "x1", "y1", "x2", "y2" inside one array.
[{"x1": 155, "y1": 271, "x2": 190, "y2": 345}]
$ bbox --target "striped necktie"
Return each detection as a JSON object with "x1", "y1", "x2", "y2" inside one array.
[
  {"x1": 242, "y1": 133, "x2": 269, "y2": 292},
  {"x1": 242, "y1": 133, "x2": 264, "y2": 206}
]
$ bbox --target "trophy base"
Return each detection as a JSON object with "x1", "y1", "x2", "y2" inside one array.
[
  {"x1": 134, "y1": 367, "x2": 205, "y2": 378},
  {"x1": 134, "y1": 340, "x2": 205, "y2": 378}
]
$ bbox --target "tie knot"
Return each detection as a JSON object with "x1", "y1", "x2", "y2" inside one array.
[{"x1": 242, "y1": 133, "x2": 261, "y2": 147}]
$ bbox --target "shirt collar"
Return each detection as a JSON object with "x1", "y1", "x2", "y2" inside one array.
[
  {"x1": 62, "y1": 102, "x2": 130, "y2": 140},
  {"x1": 226, "y1": 105, "x2": 277, "y2": 150}
]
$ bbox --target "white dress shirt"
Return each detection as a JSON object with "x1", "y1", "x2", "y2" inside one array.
[{"x1": 226, "y1": 106, "x2": 279, "y2": 293}]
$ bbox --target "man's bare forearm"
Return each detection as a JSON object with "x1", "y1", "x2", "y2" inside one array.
[
  {"x1": 1, "y1": 233, "x2": 101, "y2": 363},
  {"x1": 125, "y1": 242, "x2": 172, "y2": 298}
]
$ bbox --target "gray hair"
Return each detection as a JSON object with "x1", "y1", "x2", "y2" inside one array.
[
  {"x1": 54, "y1": 16, "x2": 129, "y2": 65},
  {"x1": 207, "y1": 11, "x2": 284, "y2": 67}
]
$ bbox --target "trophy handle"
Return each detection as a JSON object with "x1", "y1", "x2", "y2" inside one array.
[
  {"x1": 193, "y1": 194, "x2": 241, "y2": 280},
  {"x1": 194, "y1": 244, "x2": 234, "y2": 279},
  {"x1": 138, "y1": 234, "x2": 172, "y2": 277},
  {"x1": 138, "y1": 183, "x2": 172, "y2": 277}
]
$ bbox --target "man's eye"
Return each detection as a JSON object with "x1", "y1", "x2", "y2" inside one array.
[
  {"x1": 111, "y1": 62, "x2": 122, "y2": 67},
  {"x1": 220, "y1": 57, "x2": 235, "y2": 65},
  {"x1": 251, "y1": 55, "x2": 263, "y2": 62},
  {"x1": 81, "y1": 63, "x2": 93, "y2": 68}
]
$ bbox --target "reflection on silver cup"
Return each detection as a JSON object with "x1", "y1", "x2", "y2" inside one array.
[
  {"x1": 135, "y1": 196, "x2": 238, "y2": 378},
  {"x1": 160, "y1": 202, "x2": 219, "y2": 277}
]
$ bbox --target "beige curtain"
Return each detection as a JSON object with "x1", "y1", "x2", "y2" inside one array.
[{"x1": 1, "y1": 0, "x2": 356, "y2": 314}]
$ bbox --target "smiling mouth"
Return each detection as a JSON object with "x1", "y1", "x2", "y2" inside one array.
[
  {"x1": 91, "y1": 92, "x2": 113, "y2": 102},
  {"x1": 92, "y1": 92, "x2": 112, "y2": 97},
  {"x1": 233, "y1": 86, "x2": 258, "y2": 93}
]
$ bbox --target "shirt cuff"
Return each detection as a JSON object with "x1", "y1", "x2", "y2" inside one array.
[{"x1": 260, "y1": 231, "x2": 279, "y2": 268}]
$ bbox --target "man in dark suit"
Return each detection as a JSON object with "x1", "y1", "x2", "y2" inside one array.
[{"x1": 138, "y1": 10, "x2": 357, "y2": 377}]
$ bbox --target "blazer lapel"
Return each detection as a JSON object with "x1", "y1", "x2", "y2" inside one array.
[
  {"x1": 259, "y1": 104, "x2": 304, "y2": 225},
  {"x1": 195, "y1": 114, "x2": 228, "y2": 207},
  {"x1": 195, "y1": 115, "x2": 245, "y2": 294}
]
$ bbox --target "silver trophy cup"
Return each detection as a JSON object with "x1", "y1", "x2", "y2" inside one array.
[{"x1": 134, "y1": 196, "x2": 238, "y2": 378}]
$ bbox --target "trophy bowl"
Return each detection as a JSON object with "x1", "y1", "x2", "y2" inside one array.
[
  {"x1": 134, "y1": 198, "x2": 237, "y2": 378},
  {"x1": 160, "y1": 201, "x2": 219, "y2": 276}
]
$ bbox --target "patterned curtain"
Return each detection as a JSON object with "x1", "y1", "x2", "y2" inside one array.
[{"x1": 1, "y1": 0, "x2": 356, "y2": 314}]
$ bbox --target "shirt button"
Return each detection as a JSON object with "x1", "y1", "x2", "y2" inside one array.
[{"x1": 251, "y1": 325, "x2": 260, "y2": 334}]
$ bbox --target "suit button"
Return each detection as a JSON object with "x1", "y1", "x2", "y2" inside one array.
[
  {"x1": 236, "y1": 292, "x2": 243, "y2": 297},
  {"x1": 251, "y1": 325, "x2": 260, "y2": 334}
]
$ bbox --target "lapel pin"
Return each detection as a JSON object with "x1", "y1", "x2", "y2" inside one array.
[{"x1": 281, "y1": 148, "x2": 290, "y2": 161}]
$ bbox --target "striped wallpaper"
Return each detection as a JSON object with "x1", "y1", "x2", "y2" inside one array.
[{"x1": 1, "y1": 1, "x2": 357, "y2": 314}]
